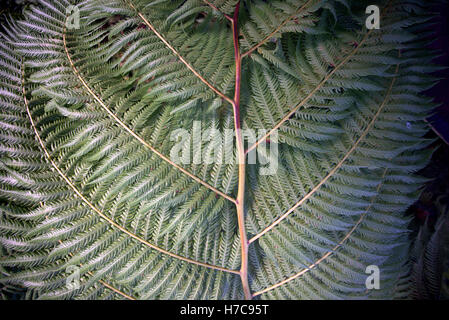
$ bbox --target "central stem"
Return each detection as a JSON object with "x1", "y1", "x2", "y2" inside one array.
[{"x1": 231, "y1": 2, "x2": 251, "y2": 300}]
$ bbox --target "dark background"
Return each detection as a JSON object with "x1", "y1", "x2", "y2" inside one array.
[
  {"x1": 427, "y1": 1, "x2": 449, "y2": 145},
  {"x1": 413, "y1": 1, "x2": 449, "y2": 228}
]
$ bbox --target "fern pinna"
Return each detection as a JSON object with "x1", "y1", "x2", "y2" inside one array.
[{"x1": 0, "y1": 0, "x2": 440, "y2": 299}]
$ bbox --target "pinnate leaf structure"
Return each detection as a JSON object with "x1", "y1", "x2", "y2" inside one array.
[{"x1": 0, "y1": 0, "x2": 439, "y2": 299}]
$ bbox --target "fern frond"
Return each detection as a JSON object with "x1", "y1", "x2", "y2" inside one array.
[{"x1": 0, "y1": 0, "x2": 441, "y2": 299}]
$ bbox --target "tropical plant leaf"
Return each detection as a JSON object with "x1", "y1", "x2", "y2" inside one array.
[
  {"x1": 407, "y1": 197, "x2": 449, "y2": 300},
  {"x1": 0, "y1": 0, "x2": 440, "y2": 299}
]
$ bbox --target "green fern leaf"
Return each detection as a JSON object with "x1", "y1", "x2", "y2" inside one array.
[{"x1": 0, "y1": 0, "x2": 441, "y2": 300}]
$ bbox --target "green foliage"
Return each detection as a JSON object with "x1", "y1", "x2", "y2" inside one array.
[
  {"x1": 0, "y1": 0, "x2": 441, "y2": 299},
  {"x1": 409, "y1": 198, "x2": 449, "y2": 300}
]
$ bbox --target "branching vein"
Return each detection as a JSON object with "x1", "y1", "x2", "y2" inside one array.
[{"x1": 21, "y1": 62, "x2": 240, "y2": 275}]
